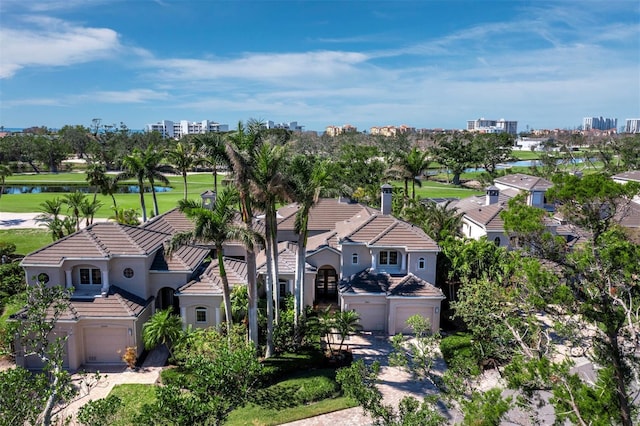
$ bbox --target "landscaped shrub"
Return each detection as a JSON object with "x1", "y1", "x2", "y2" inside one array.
[
  {"x1": 440, "y1": 332, "x2": 481, "y2": 376},
  {"x1": 77, "y1": 395, "x2": 122, "y2": 426},
  {"x1": 252, "y1": 369, "x2": 341, "y2": 409},
  {"x1": 261, "y1": 348, "x2": 325, "y2": 383}
]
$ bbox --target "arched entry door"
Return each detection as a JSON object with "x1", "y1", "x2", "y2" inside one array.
[
  {"x1": 315, "y1": 266, "x2": 338, "y2": 302},
  {"x1": 156, "y1": 287, "x2": 179, "y2": 313}
]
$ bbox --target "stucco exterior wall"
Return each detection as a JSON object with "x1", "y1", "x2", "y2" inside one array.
[
  {"x1": 340, "y1": 244, "x2": 371, "y2": 278},
  {"x1": 406, "y1": 252, "x2": 438, "y2": 283},
  {"x1": 180, "y1": 295, "x2": 223, "y2": 329}
]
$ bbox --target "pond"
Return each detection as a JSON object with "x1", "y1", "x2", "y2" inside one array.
[{"x1": 2, "y1": 185, "x2": 173, "y2": 195}]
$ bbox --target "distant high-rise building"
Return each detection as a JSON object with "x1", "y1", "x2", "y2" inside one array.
[
  {"x1": 583, "y1": 116, "x2": 617, "y2": 131},
  {"x1": 146, "y1": 120, "x2": 229, "y2": 139},
  {"x1": 466, "y1": 118, "x2": 517, "y2": 135},
  {"x1": 265, "y1": 121, "x2": 304, "y2": 131},
  {"x1": 625, "y1": 118, "x2": 640, "y2": 133}
]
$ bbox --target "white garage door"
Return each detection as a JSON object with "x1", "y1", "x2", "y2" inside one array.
[
  {"x1": 84, "y1": 327, "x2": 127, "y2": 364},
  {"x1": 349, "y1": 303, "x2": 386, "y2": 331},
  {"x1": 394, "y1": 306, "x2": 433, "y2": 335}
]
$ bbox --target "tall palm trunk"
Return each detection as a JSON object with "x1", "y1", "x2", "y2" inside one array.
[
  {"x1": 137, "y1": 177, "x2": 148, "y2": 222},
  {"x1": 264, "y1": 212, "x2": 276, "y2": 358},
  {"x1": 182, "y1": 171, "x2": 188, "y2": 200},
  {"x1": 217, "y1": 245, "x2": 233, "y2": 327},
  {"x1": 149, "y1": 177, "x2": 160, "y2": 217},
  {"x1": 268, "y1": 210, "x2": 281, "y2": 325}
]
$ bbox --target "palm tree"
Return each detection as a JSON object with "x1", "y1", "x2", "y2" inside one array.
[
  {"x1": 249, "y1": 142, "x2": 291, "y2": 357},
  {"x1": 226, "y1": 121, "x2": 262, "y2": 349},
  {"x1": 85, "y1": 162, "x2": 108, "y2": 203},
  {"x1": 168, "y1": 186, "x2": 243, "y2": 328},
  {"x1": 142, "y1": 308, "x2": 183, "y2": 359},
  {"x1": 287, "y1": 155, "x2": 337, "y2": 325},
  {"x1": 63, "y1": 191, "x2": 87, "y2": 232},
  {"x1": 0, "y1": 164, "x2": 12, "y2": 199},
  {"x1": 80, "y1": 198, "x2": 103, "y2": 227},
  {"x1": 334, "y1": 310, "x2": 362, "y2": 352},
  {"x1": 109, "y1": 206, "x2": 141, "y2": 225},
  {"x1": 194, "y1": 133, "x2": 229, "y2": 193},
  {"x1": 117, "y1": 149, "x2": 148, "y2": 222},
  {"x1": 166, "y1": 141, "x2": 198, "y2": 200},
  {"x1": 389, "y1": 147, "x2": 430, "y2": 203},
  {"x1": 422, "y1": 199, "x2": 464, "y2": 242},
  {"x1": 35, "y1": 198, "x2": 67, "y2": 241},
  {"x1": 142, "y1": 146, "x2": 171, "y2": 218}
]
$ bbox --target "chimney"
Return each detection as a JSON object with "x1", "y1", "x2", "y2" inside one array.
[
  {"x1": 381, "y1": 184, "x2": 393, "y2": 215},
  {"x1": 200, "y1": 190, "x2": 216, "y2": 210},
  {"x1": 485, "y1": 185, "x2": 499, "y2": 205}
]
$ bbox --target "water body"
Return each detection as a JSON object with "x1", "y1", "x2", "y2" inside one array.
[
  {"x1": 3, "y1": 185, "x2": 173, "y2": 195},
  {"x1": 464, "y1": 158, "x2": 591, "y2": 173}
]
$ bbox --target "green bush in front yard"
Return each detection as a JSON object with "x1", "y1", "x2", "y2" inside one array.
[
  {"x1": 440, "y1": 332, "x2": 481, "y2": 376},
  {"x1": 252, "y1": 369, "x2": 341, "y2": 409}
]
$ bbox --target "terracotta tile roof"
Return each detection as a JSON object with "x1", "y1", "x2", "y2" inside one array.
[
  {"x1": 277, "y1": 198, "x2": 375, "y2": 233},
  {"x1": 256, "y1": 241, "x2": 316, "y2": 274},
  {"x1": 340, "y1": 214, "x2": 439, "y2": 251},
  {"x1": 494, "y1": 173, "x2": 553, "y2": 191},
  {"x1": 613, "y1": 170, "x2": 640, "y2": 183},
  {"x1": 452, "y1": 194, "x2": 510, "y2": 230},
  {"x1": 306, "y1": 231, "x2": 340, "y2": 252},
  {"x1": 150, "y1": 244, "x2": 210, "y2": 271},
  {"x1": 21, "y1": 222, "x2": 169, "y2": 266},
  {"x1": 339, "y1": 269, "x2": 443, "y2": 298},
  {"x1": 142, "y1": 208, "x2": 196, "y2": 234},
  {"x1": 178, "y1": 257, "x2": 248, "y2": 296},
  {"x1": 11, "y1": 286, "x2": 151, "y2": 322},
  {"x1": 388, "y1": 274, "x2": 446, "y2": 298}
]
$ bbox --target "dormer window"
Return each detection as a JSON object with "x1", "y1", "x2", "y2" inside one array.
[
  {"x1": 80, "y1": 268, "x2": 102, "y2": 285},
  {"x1": 379, "y1": 251, "x2": 399, "y2": 265},
  {"x1": 418, "y1": 258, "x2": 425, "y2": 269}
]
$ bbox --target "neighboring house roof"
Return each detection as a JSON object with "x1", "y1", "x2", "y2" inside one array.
[
  {"x1": 340, "y1": 214, "x2": 439, "y2": 251},
  {"x1": 452, "y1": 195, "x2": 509, "y2": 231},
  {"x1": 21, "y1": 222, "x2": 171, "y2": 266},
  {"x1": 178, "y1": 257, "x2": 248, "y2": 296},
  {"x1": 613, "y1": 170, "x2": 640, "y2": 183},
  {"x1": 339, "y1": 269, "x2": 443, "y2": 298},
  {"x1": 12, "y1": 286, "x2": 151, "y2": 321},
  {"x1": 277, "y1": 198, "x2": 376, "y2": 233},
  {"x1": 256, "y1": 241, "x2": 316, "y2": 274},
  {"x1": 142, "y1": 208, "x2": 198, "y2": 234},
  {"x1": 494, "y1": 173, "x2": 553, "y2": 191}
]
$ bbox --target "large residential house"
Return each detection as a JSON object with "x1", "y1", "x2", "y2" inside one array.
[
  {"x1": 452, "y1": 173, "x2": 575, "y2": 248},
  {"x1": 16, "y1": 187, "x2": 444, "y2": 370}
]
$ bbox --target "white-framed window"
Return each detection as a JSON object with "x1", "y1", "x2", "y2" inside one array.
[
  {"x1": 123, "y1": 267, "x2": 134, "y2": 278},
  {"x1": 352, "y1": 253, "x2": 358, "y2": 264},
  {"x1": 417, "y1": 258, "x2": 425, "y2": 269},
  {"x1": 80, "y1": 268, "x2": 101, "y2": 285},
  {"x1": 379, "y1": 250, "x2": 399, "y2": 265},
  {"x1": 195, "y1": 307, "x2": 207, "y2": 323}
]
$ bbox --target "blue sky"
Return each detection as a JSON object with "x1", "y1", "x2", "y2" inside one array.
[{"x1": 0, "y1": 0, "x2": 638, "y2": 132}]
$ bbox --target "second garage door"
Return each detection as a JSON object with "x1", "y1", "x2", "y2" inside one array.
[
  {"x1": 84, "y1": 327, "x2": 128, "y2": 364},
  {"x1": 393, "y1": 306, "x2": 434, "y2": 335}
]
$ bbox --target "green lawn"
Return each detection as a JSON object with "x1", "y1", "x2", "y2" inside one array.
[
  {"x1": 1, "y1": 172, "x2": 219, "y2": 217},
  {"x1": 510, "y1": 150, "x2": 541, "y2": 160},
  {"x1": 106, "y1": 369, "x2": 357, "y2": 426},
  {"x1": 0, "y1": 229, "x2": 52, "y2": 256},
  {"x1": 107, "y1": 384, "x2": 157, "y2": 426}
]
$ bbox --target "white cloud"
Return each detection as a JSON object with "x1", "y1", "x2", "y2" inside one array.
[{"x1": 0, "y1": 16, "x2": 121, "y2": 78}]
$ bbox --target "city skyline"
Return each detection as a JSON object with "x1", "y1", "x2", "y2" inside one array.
[{"x1": 0, "y1": 0, "x2": 638, "y2": 132}]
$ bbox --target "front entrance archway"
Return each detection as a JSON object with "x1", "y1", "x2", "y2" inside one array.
[
  {"x1": 315, "y1": 266, "x2": 338, "y2": 303},
  {"x1": 156, "y1": 287, "x2": 179, "y2": 313}
]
